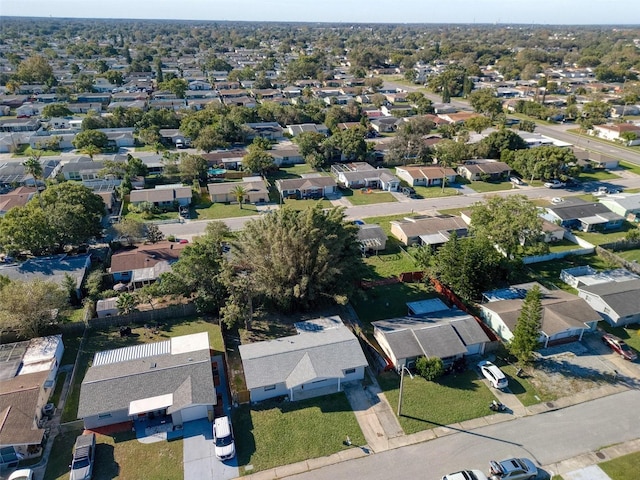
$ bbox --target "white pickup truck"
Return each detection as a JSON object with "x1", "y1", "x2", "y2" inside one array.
[{"x1": 544, "y1": 180, "x2": 566, "y2": 189}]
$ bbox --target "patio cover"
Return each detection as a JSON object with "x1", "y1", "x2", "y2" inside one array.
[{"x1": 128, "y1": 393, "x2": 173, "y2": 416}]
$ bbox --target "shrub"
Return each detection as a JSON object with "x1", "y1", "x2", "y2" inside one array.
[{"x1": 416, "y1": 356, "x2": 444, "y2": 381}]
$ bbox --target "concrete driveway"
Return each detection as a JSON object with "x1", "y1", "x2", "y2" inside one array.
[{"x1": 182, "y1": 418, "x2": 239, "y2": 480}]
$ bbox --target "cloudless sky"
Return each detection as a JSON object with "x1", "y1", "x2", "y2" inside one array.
[{"x1": 2, "y1": 0, "x2": 639, "y2": 25}]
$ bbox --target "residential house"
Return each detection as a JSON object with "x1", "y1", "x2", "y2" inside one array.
[
  {"x1": 0, "y1": 118, "x2": 41, "y2": 133},
  {"x1": 62, "y1": 157, "x2": 114, "y2": 182},
  {"x1": 457, "y1": 160, "x2": 511, "y2": 182},
  {"x1": 0, "y1": 336, "x2": 64, "y2": 468},
  {"x1": 286, "y1": 123, "x2": 329, "y2": 137},
  {"x1": 480, "y1": 283, "x2": 600, "y2": 346},
  {"x1": 0, "y1": 158, "x2": 60, "y2": 186},
  {"x1": 592, "y1": 123, "x2": 640, "y2": 146},
  {"x1": 109, "y1": 241, "x2": 186, "y2": 288},
  {"x1": 159, "y1": 129, "x2": 190, "y2": 148},
  {"x1": 239, "y1": 316, "x2": 367, "y2": 403},
  {"x1": 356, "y1": 223, "x2": 387, "y2": 253},
  {"x1": 578, "y1": 279, "x2": 640, "y2": 327},
  {"x1": 395, "y1": 165, "x2": 457, "y2": 188},
  {"x1": 370, "y1": 117, "x2": 399, "y2": 133},
  {"x1": 201, "y1": 149, "x2": 247, "y2": 170},
  {"x1": 129, "y1": 184, "x2": 192, "y2": 209},
  {"x1": 0, "y1": 186, "x2": 36, "y2": 216},
  {"x1": 0, "y1": 254, "x2": 91, "y2": 299},
  {"x1": 373, "y1": 299, "x2": 490, "y2": 370},
  {"x1": 270, "y1": 145, "x2": 304, "y2": 166},
  {"x1": 275, "y1": 175, "x2": 337, "y2": 200},
  {"x1": 244, "y1": 122, "x2": 284, "y2": 141},
  {"x1": 541, "y1": 218, "x2": 566, "y2": 243},
  {"x1": 77, "y1": 332, "x2": 216, "y2": 430},
  {"x1": 331, "y1": 162, "x2": 400, "y2": 191},
  {"x1": 100, "y1": 128, "x2": 136, "y2": 148},
  {"x1": 390, "y1": 215, "x2": 468, "y2": 247},
  {"x1": 207, "y1": 176, "x2": 269, "y2": 204},
  {"x1": 600, "y1": 193, "x2": 640, "y2": 222},
  {"x1": 572, "y1": 148, "x2": 620, "y2": 169},
  {"x1": 544, "y1": 197, "x2": 624, "y2": 232}
]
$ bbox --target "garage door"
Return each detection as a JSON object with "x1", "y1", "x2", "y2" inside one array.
[
  {"x1": 180, "y1": 405, "x2": 208, "y2": 423},
  {"x1": 465, "y1": 343, "x2": 483, "y2": 355}
]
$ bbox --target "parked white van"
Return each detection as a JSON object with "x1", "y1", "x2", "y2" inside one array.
[{"x1": 213, "y1": 416, "x2": 236, "y2": 461}]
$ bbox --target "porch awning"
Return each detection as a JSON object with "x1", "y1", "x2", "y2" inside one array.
[{"x1": 128, "y1": 393, "x2": 173, "y2": 416}]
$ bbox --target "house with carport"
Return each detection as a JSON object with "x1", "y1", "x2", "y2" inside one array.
[
  {"x1": 457, "y1": 160, "x2": 511, "y2": 182},
  {"x1": 207, "y1": 176, "x2": 269, "y2": 204},
  {"x1": 275, "y1": 176, "x2": 337, "y2": 200},
  {"x1": 544, "y1": 197, "x2": 624, "y2": 232},
  {"x1": 600, "y1": 193, "x2": 640, "y2": 222},
  {"x1": 239, "y1": 316, "x2": 367, "y2": 403},
  {"x1": 390, "y1": 215, "x2": 468, "y2": 247},
  {"x1": 129, "y1": 184, "x2": 192, "y2": 209},
  {"x1": 395, "y1": 165, "x2": 457, "y2": 188},
  {"x1": 479, "y1": 283, "x2": 600, "y2": 347},
  {"x1": 372, "y1": 298, "x2": 491, "y2": 371},
  {"x1": 331, "y1": 162, "x2": 400, "y2": 191},
  {"x1": 77, "y1": 332, "x2": 216, "y2": 430}
]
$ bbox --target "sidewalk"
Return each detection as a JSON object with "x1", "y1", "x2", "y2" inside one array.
[{"x1": 240, "y1": 370, "x2": 635, "y2": 480}]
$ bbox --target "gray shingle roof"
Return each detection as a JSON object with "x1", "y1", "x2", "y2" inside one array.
[
  {"x1": 239, "y1": 325, "x2": 367, "y2": 390},
  {"x1": 78, "y1": 348, "x2": 214, "y2": 419},
  {"x1": 580, "y1": 279, "x2": 640, "y2": 317}
]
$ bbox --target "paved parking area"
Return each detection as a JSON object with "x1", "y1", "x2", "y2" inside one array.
[{"x1": 182, "y1": 419, "x2": 239, "y2": 480}]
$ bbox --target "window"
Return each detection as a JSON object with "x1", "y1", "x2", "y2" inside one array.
[
  {"x1": 344, "y1": 368, "x2": 356, "y2": 375},
  {"x1": 264, "y1": 385, "x2": 276, "y2": 391}
]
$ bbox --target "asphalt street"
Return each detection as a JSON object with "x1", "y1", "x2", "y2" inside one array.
[{"x1": 284, "y1": 389, "x2": 640, "y2": 480}]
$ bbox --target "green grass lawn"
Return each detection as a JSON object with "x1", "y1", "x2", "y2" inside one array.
[
  {"x1": 61, "y1": 316, "x2": 223, "y2": 423},
  {"x1": 234, "y1": 393, "x2": 365, "y2": 475},
  {"x1": 620, "y1": 161, "x2": 640, "y2": 176},
  {"x1": 614, "y1": 248, "x2": 640, "y2": 263},
  {"x1": 340, "y1": 187, "x2": 398, "y2": 205},
  {"x1": 378, "y1": 369, "x2": 497, "y2": 435},
  {"x1": 351, "y1": 282, "x2": 436, "y2": 329},
  {"x1": 363, "y1": 247, "x2": 417, "y2": 279},
  {"x1": 191, "y1": 201, "x2": 260, "y2": 220},
  {"x1": 577, "y1": 169, "x2": 621, "y2": 182},
  {"x1": 282, "y1": 198, "x2": 331, "y2": 210},
  {"x1": 574, "y1": 222, "x2": 637, "y2": 246},
  {"x1": 412, "y1": 185, "x2": 460, "y2": 198},
  {"x1": 598, "y1": 451, "x2": 640, "y2": 480},
  {"x1": 548, "y1": 239, "x2": 586, "y2": 253},
  {"x1": 44, "y1": 428, "x2": 183, "y2": 480},
  {"x1": 467, "y1": 180, "x2": 515, "y2": 193}
]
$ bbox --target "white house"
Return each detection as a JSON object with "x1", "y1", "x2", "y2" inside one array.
[
  {"x1": 239, "y1": 316, "x2": 367, "y2": 403},
  {"x1": 578, "y1": 279, "x2": 640, "y2": 327},
  {"x1": 395, "y1": 165, "x2": 457, "y2": 187}
]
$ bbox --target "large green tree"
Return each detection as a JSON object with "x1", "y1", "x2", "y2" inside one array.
[
  {"x1": 0, "y1": 279, "x2": 67, "y2": 338},
  {"x1": 72, "y1": 129, "x2": 109, "y2": 150},
  {"x1": 469, "y1": 195, "x2": 545, "y2": 260},
  {"x1": 509, "y1": 285, "x2": 543, "y2": 364},
  {"x1": 233, "y1": 205, "x2": 365, "y2": 312}
]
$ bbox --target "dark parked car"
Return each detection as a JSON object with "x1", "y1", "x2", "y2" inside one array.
[{"x1": 602, "y1": 333, "x2": 637, "y2": 361}]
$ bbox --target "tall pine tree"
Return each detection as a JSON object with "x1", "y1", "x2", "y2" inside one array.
[{"x1": 509, "y1": 285, "x2": 543, "y2": 364}]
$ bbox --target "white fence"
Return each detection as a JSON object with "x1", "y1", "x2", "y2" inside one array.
[{"x1": 522, "y1": 231, "x2": 595, "y2": 265}]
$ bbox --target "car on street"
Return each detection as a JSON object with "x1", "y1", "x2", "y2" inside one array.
[
  {"x1": 478, "y1": 360, "x2": 508, "y2": 389},
  {"x1": 213, "y1": 416, "x2": 236, "y2": 461},
  {"x1": 489, "y1": 457, "x2": 538, "y2": 480},
  {"x1": 602, "y1": 333, "x2": 637, "y2": 361},
  {"x1": 551, "y1": 197, "x2": 564, "y2": 204},
  {"x1": 69, "y1": 432, "x2": 96, "y2": 480},
  {"x1": 442, "y1": 470, "x2": 489, "y2": 480},
  {"x1": 544, "y1": 180, "x2": 566, "y2": 189},
  {"x1": 8, "y1": 469, "x2": 33, "y2": 480}
]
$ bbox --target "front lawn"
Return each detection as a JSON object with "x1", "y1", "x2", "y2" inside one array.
[
  {"x1": 599, "y1": 451, "x2": 640, "y2": 480},
  {"x1": 577, "y1": 169, "x2": 621, "y2": 182},
  {"x1": 467, "y1": 180, "x2": 515, "y2": 193},
  {"x1": 500, "y1": 364, "x2": 556, "y2": 406},
  {"x1": 191, "y1": 201, "x2": 260, "y2": 219},
  {"x1": 62, "y1": 316, "x2": 223, "y2": 423},
  {"x1": 340, "y1": 187, "x2": 397, "y2": 205},
  {"x1": 44, "y1": 428, "x2": 183, "y2": 480},
  {"x1": 620, "y1": 161, "x2": 640, "y2": 176},
  {"x1": 234, "y1": 393, "x2": 365, "y2": 475},
  {"x1": 378, "y1": 369, "x2": 497, "y2": 435},
  {"x1": 352, "y1": 282, "x2": 437, "y2": 329},
  {"x1": 412, "y1": 185, "x2": 461, "y2": 198},
  {"x1": 282, "y1": 198, "x2": 331, "y2": 210}
]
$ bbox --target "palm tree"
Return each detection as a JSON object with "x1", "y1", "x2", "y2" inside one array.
[
  {"x1": 23, "y1": 150, "x2": 44, "y2": 205},
  {"x1": 81, "y1": 144, "x2": 101, "y2": 159},
  {"x1": 232, "y1": 184, "x2": 248, "y2": 209}
]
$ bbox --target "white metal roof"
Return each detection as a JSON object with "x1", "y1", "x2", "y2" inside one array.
[
  {"x1": 93, "y1": 340, "x2": 171, "y2": 366},
  {"x1": 128, "y1": 393, "x2": 173, "y2": 415},
  {"x1": 170, "y1": 332, "x2": 210, "y2": 355}
]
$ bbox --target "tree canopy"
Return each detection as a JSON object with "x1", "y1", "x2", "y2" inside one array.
[
  {"x1": 234, "y1": 205, "x2": 365, "y2": 312},
  {"x1": 509, "y1": 285, "x2": 542, "y2": 364}
]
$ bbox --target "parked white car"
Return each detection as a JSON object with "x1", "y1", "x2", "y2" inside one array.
[
  {"x1": 443, "y1": 470, "x2": 489, "y2": 480},
  {"x1": 478, "y1": 360, "x2": 508, "y2": 389},
  {"x1": 544, "y1": 180, "x2": 566, "y2": 189},
  {"x1": 489, "y1": 457, "x2": 538, "y2": 480},
  {"x1": 213, "y1": 416, "x2": 236, "y2": 461},
  {"x1": 8, "y1": 469, "x2": 33, "y2": 480}
]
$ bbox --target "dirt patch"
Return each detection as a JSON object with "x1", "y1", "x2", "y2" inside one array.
[{"x1": 528, "y1": 343, "x2": 618, "y2": 399}]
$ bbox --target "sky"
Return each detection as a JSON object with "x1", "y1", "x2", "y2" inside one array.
[{"x1": 2, "y1": 0, "x2": 639, "y2": 25}]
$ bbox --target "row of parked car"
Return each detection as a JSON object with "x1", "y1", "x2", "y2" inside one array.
[{"x1": 442, "y1": 457, "x2": 538, "y2": 480}]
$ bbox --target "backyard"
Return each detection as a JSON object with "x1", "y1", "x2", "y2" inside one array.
[{"x1": 233, "y1": 393, "x2": 365, "y2": 475}]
